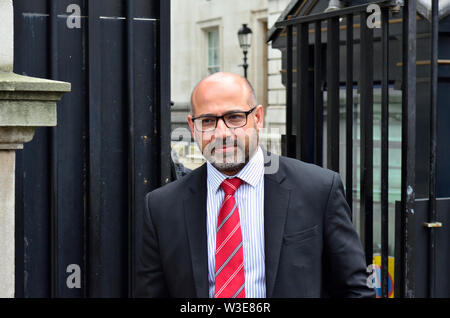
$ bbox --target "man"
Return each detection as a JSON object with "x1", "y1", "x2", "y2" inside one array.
[{"x1": 135, "y1": 72, "x2": 375, "y2": 298}]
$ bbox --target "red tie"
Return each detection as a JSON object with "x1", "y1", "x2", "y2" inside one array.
[{"x1": 214, "y1": 178, "x2": 245, "y2": 298}]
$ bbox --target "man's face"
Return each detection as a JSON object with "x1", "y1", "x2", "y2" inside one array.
[{"x1": 187, "y1": 74, "x2": 264, "y2": 175}]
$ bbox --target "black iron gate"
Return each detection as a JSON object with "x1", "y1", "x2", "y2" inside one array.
[
  {"x1": 13, "y1": 0, "x2": 171, "y2": 297},
  {"x1": 274, "y1": 0, "x2": 449, "y2": 298}
]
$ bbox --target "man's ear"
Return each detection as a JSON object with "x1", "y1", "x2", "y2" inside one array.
[{"x1": 254, "y1": 104, "x2": 264, "y2": 131}]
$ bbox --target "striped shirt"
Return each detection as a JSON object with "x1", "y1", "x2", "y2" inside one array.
[{"x1": 206, "y1": 146, "x2": 266, "y2": 298}]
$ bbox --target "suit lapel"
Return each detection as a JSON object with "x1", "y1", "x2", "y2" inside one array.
[
  {"x1": 184, "y1": 164, "x2": 209, "y2": 298},
  {"x1": 263, "y1": 151, "x2": 290, "y2": 298}
]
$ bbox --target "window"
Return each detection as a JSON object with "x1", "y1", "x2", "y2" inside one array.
[{"x1": 207, "y1": 28, "x2": 220, "y2": 74}]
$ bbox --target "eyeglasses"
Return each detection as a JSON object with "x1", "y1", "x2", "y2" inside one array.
[{"x1": 192, "y1": 106, "x2": 257, "y2": 132}]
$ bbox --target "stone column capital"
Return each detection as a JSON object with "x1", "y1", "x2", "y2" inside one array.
[{"x1": 0, "y1": 72, "x2": 71, "y2": 149}]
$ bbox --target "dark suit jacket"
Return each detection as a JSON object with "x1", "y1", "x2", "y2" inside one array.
[{"x1": 135, "y1": 150, "x2": 375, "y2": 298}]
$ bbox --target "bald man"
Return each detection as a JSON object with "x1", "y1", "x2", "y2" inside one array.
[{"x1": 135, "y1": 72, "x2": 375, "y2": 298}]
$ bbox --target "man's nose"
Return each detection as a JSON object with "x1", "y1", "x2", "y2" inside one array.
[{"x1": 214, "y1": 117, "x2": 232, "y2": 138}]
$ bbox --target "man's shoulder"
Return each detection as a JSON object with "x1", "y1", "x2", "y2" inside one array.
[
  {"x1": 269, "y1": 154, "x2": 338, "y2": 194},
  {"x1": 145, "y1": 163, "x2": 206, "y2": 202},
  {"x1": 276, "y1": 154, "x2": 337, "y2": 181}
]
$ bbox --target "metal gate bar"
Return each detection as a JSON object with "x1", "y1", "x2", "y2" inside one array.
[
  {"x1": 285, "y1": 25, "x2": 295, "y2": 158},
  {"x1": 345, "y1": 14, "x2": 353, "y2": 215},
  {"x1": 87, "y1": 0, "x2": 102, "y2": 297},
  {"x1": 380, "y1": 6, "x2": 390, "y2": 299},
  {"x1": 48, "y1": 0, "x2": 59, "y2": 298},
  {"x1": 157, "y1": 0, "x2": 172, "y2": 187},
  {"x1": 400, "y1": 0, "x2": 417, "y2": 299},
  {"x1": 360, "y1": 10, "x2": 374, "y2": 267},
  {"x1": 125, "y1": 0, "x2": 136, "y2": 298},
  {"x1": 313, "y1": 21, "x2": 323, "y2": 167},
  {"x1": 297, "y1": 23, "x2": 309, "y2": 161},
  {"x1": 326, "y1": 17, "x2": 340, "y2": 173},
  {"x1": 427, "y1": 0, "x2": 439, "y2": 299}
]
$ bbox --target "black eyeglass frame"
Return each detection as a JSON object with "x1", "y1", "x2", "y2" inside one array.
[{"x1": 191, "y1": 106, "x2": 257, "y2": 132}]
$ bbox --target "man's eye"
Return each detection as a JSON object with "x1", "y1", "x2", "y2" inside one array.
[
  {"x1": 202, "y1": 118, "x2": 215, "y2": 124},
  {"x1": 227, "y1": 114, "x2": 245, "y2": 121}
]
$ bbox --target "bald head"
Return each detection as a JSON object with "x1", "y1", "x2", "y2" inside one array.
[{"x1": 190, "y1": 72, "x2": 257, "y2": 116}]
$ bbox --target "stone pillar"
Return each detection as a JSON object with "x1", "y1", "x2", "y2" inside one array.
[
  {"x1": 0, "y1": 150, "x2": 15, "y2": 298},
  {"x1": 0, "y1": 0, "x2": 13, "y2": 73},
  {"x1": 0, "y1": 0, "x2": 71, "y2": 297}
]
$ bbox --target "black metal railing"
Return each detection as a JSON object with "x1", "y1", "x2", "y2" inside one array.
[
  {"x1": 14, "y1": 0, "x2": 172, "y2": 298},
  {"x1": 274, "y1": 0, "x2": 433, "y2": 298}
]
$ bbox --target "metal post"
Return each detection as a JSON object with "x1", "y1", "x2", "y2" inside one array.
[
  {"x1": 427, "y1": 0, "x2": 439, "y2": 299},
  {"x1": 48, "y1": 0, "x2": 59, "y2": 298},
  {"x1": 243, "y1": 50, "x2": 248, "y2": 79},
  {"x1": 297, "y1": 23, "x2": 309, "y2": 161},
  {"x1": 314, "y1": 21, "x2": 323, "y2": 167},
  {"x1": 87, "y1": 0, "x2": 102, "y2": 297},
  {"x1": 381, "y1": 6, "x2": 390, "y2": 299},
  {"x1": 401, "y1": 0, "x2": 417, "y2": 298},
  {"x1": 345, "y1": 14, "x2": 353, "y2": 214},
  {"x1": 126, "y1": 0, "x2": 135, "y2": 298},
  {"x1": 326, "y1": 17, "x2": 340, "y2": 173},
  {"x1": 158, "y1": 0, "x2": 172, "y2": 186},
  {"x1": 360, "y1": 10, "x2": 374, "y2": 267},
  {"x1": 285, "y1": 25, "x2": 295, "y2": 158}
]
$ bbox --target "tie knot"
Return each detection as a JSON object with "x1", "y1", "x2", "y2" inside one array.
[{"x1": 220, "y1": 178, "x2": 243, "y2": 196}]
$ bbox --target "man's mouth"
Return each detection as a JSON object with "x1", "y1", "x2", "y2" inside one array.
[{"x1": 214, "y1": 144, "x2": 236, "y2": 154}]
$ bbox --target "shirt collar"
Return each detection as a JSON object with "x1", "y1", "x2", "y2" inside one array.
[{"x1": 207, "y1": 146, "x2": 264, "y2": 193}]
